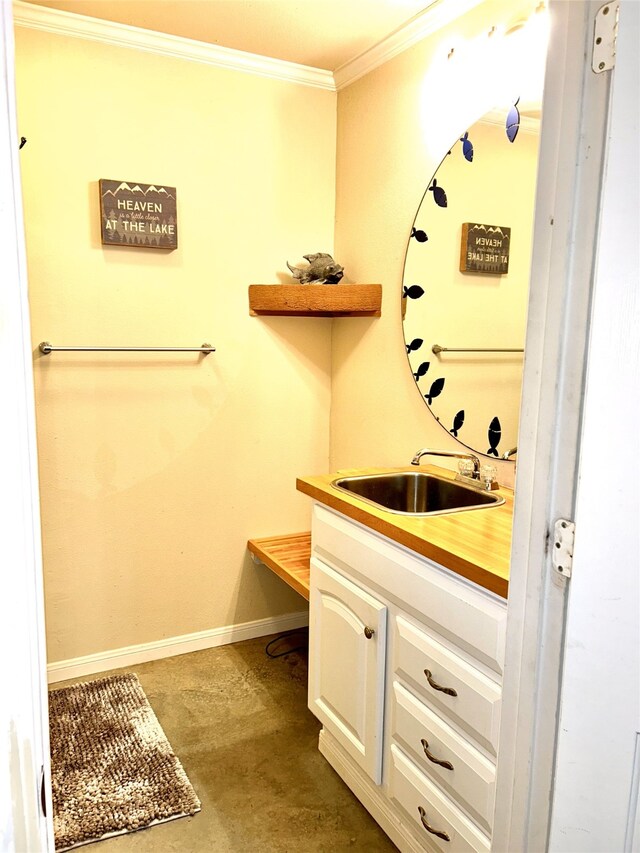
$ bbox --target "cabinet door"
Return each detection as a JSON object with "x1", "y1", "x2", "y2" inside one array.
[{"x1": 308, "y1": 557, "x2": 387, "y2": 783}]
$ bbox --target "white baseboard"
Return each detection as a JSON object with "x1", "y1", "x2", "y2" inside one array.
[{"x1": 47, "y1": 610, "x2": 309, "y2": 684}]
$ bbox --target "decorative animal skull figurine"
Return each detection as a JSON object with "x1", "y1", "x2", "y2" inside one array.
[{"x1": 286, "y1": 253, "x2": 344, "y2": 284}]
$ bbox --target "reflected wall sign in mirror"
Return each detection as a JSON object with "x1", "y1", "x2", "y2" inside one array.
[{"x1": 402, "y1": 105, "x2": 541, "y2": 458}]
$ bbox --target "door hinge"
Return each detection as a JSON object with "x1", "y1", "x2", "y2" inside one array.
[
  {"x1": 553, "y1": 519, "x2": 575, "y2": 579},
  {"x1": 592, "y1": 1, "x2": 619, "y2": 74}
]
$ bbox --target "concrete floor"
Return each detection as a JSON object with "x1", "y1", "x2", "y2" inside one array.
[{"x1": 52, "y1": 633, "x2": 397, "y2": 852}]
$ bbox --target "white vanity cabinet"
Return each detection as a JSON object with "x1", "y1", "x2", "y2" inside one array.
[{"x1": 308, "y1": 504, "x2": 507, "y2": 853}]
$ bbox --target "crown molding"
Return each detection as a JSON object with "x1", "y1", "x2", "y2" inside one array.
[
  {"x1": 12, "y1": 0, "x2": 336, "y2": 91},
  {"x1": 333, "y1": 0, "x2": 486, "y2": 91},
  {"x1": 13, "y1": 0, "x2": 500, "y2": 94}
]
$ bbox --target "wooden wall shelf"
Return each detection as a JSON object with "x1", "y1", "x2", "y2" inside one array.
[
  {"x1": 248, "y1": 532, "x2": 311, "y2": 601},
  {"x1": 249, "y1": 284, "x2": 382, "y2": 317}
]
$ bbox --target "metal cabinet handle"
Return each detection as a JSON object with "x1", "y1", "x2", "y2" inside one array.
[
  {"x1": 364, "y1": 626, "x2": 375, "y2": 639},
  {"x1": 421, "y1": 738, "x2": 454, "y2": 771},
  {"x1": 418, "y1": 806, "x2": 450, "y2": 842},
  {"x1": 424, "y1": 669, "x2": 457, "y2": 697}
]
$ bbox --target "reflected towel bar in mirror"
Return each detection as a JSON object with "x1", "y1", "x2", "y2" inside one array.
[
  {"x1": 39, "y1": 342, "x2": 215, "y2": 355},
  {"x1": 431, "y1": 344, "x2": 524, "y2": 354}
]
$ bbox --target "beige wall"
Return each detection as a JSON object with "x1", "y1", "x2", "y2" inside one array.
[
  {"x1": 16, "y1": 29, "x2": 336, "y2": 663},
  {"x1": 332, "y1": 0, "x2": 541, "y2": 484},
  {"x1": 16, "y1": 0, "x2": 544, "y2": 664}
]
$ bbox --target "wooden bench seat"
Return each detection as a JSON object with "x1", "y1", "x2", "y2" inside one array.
[{"x1": 248, "y1": 532, "x2": 311, "y2": 601}]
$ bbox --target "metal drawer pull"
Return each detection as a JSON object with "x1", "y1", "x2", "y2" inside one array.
[
  {"x1": 418, "y1": 806, "x2": 451, "y2": 842},
  {"x1": 421, "y1": 738, "x2": 454, "y2": 771},
  {"x1": 364, "y1": 626, "x2": 375, "y2": 639},
  {"x1": 424, "y1": 669, "x2": 457, "y2": 697}
]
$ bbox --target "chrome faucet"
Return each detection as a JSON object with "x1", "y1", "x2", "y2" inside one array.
[
  {"x1": 411, "y1": 447, "x2": 481, "y2": 478},
  {"x1": 502, "y1": 446, "x2": 518, "y2": 460}
]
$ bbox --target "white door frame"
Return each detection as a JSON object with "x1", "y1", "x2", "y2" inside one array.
[
  {"x1": 548, "y1": 1, "x2": 639, "y2": 847},
  {"x1": 0, "y1": 1, "x2": 52, "y2": 850},
  {"x1": 494, "y1": 2, "x2": 616, "y2": 850}
]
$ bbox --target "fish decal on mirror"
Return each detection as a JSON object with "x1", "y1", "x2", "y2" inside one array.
[
  {"x1": 451, "y1": 410, "x2": 465, "y2": 437},
  {"x1": 403, "y1": 284, "x2": 425, "y2": 300},
  {"x1": 425, "y1": 377, "x2": 445, "y2": 405},
  {"x1": 460, "y1": 132, "x2": 474, "y2": 162},
  {"x1": 428, "y1": 179, "x2": 448, "y2": 207},
  {"x1": 413, "y1": 362, "x2": 430, "y2": 381},
  {"x1": 506, "y1": 97, "x2": 521, "y2": 143},
  {"x1": 411, "y1": 226, "x2": 428, "y2": 243},
  {"x1": 487, "y1": 416, "x2": 502, "y2": 456},
  {"x1": 406, "y1": 337, "x2": 424, "y2": 353}
]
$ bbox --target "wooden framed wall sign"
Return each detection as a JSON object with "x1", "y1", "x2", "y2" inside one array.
[
  {"x1": 460, "y1": 222, "x2": 510, "y2": 274},
  {"x1": 99, "y1": 180, "x2": 177, "y2": 249}
]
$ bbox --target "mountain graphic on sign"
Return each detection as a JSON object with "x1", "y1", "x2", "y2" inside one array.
[
  {"x1": 100, "y1": 181, "x2": 134, "y2": 198},
  {"x1": 101, "y1": 181, "x2": 175, "y2": 200},
  {"x1": 144, "y1": 185, "x2": 175, "y2": 199},
  {"x1": 468, "y1": 223, "x2": 510, "y2": 240}
]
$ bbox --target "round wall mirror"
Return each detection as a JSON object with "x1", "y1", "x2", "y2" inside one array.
[{"x1": 402, "y1": 104, "x2": 541, "y2": 459}]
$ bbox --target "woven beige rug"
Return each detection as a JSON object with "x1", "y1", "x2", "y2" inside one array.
[{"x1": 49, "y1": 673, "x2": 200, "y2": 851}]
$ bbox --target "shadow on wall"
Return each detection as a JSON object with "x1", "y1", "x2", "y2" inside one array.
[{"x1": 230, "y1": 550, "x2": 308, "y2": 634}]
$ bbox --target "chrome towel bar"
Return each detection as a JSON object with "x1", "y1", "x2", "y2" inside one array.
[
  {"x1": 39, "y1": 342, "x2": 215, "y2": 355},
  {"x1": 432, "y1": 343, "x2": 523, "y2": 354}
]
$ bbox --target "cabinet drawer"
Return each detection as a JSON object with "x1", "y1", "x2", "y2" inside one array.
[
  {"x1": 312, "y1": 504, "x2": 506, "y2": 675},
  {"x1": 389, "y1": 745, "x2": 490, "y2": 852},
  {"x1": 391, "y1": 681, "x2": 496, "y2": 834},
  {"x1": 394, "y1": 616, "x2": 501, "y2": 756}
]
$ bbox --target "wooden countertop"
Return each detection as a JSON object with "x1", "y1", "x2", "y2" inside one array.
[{"x1": 296, "y1": 465, "x2": 512, "y2": 599}]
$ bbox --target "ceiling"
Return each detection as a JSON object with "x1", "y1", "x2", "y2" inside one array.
[{"x1": 19, "y1": 0, "x2": 439, "y2": 71}]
